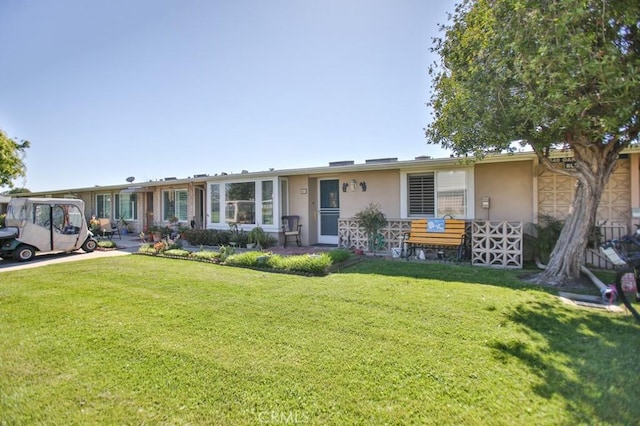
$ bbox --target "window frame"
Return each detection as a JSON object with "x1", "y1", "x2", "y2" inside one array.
[
  {"x1": 115, "y1": 193, "x2": 138, "y2": 221},
  {"x1": 207, "y1": 178, "x2": 280, "y2": 230},
  {"x1": 162, "y1": 189, "x2": 188, "y2": 222},
  {"x1": 96, "y1": 193, "x2": 112, "y2": 219},
  {"x1": 400, "y1": 167, "x2": 474, "y2": 219}
]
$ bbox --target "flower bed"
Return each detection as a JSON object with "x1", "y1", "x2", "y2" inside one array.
[{"x1": 136, "y1": 244, "x2": 352, "y2": 276}]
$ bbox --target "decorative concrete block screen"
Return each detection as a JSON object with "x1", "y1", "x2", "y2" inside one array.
[
  {"x1": 338, "y1": 218, "x2": 523, "y2": 268},
  {"x1": 471, "y1": 221, "x2": 523, "y2": 269},
  {"x1": 338, "y1": 218, "x2": 411, "y2": 253}
]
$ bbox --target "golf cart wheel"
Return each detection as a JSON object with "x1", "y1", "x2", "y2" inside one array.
[
  {"x1": 82, "y1": 238, "x2": 98, "y2": 253},
  {"x1": 13, "y1": 244, "x2": 35, "y2": 262}
]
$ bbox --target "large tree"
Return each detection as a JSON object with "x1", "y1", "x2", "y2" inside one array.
[
  {"x1": 426, "y1": 0, "x2": 640, "y2": 285},
  {"x1": 0, "y1": 128, "x2": 29, "y2": 189}
]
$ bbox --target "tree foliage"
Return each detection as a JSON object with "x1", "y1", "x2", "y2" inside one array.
[
  {"x1": 2, "y1": 187, "x2": 31, "y2": 195},
  {"x1": 427, "y1": 0, "x2": 640, "y2": 284},
  {"x1": 0, "y1": 128, "x2": 29, "y2": 188},
  {"x1": 428, "y1": 0, "x2": 640, "y2": 157}
]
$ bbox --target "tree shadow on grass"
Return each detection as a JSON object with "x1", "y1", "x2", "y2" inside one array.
[
  {"x1": 336, "y1": 258, "x2": 539, "y2": 290},
  {"x1": 489, "y1": 300, "x2": 640, "y2": 424}
]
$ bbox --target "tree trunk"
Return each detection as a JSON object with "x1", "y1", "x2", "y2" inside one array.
[
  {"x1": 535, "y1": 181, "x2": 599, "y2": 285},
  {"x1": 532, "y1": 143, "x2": 620, "y2": 286}
]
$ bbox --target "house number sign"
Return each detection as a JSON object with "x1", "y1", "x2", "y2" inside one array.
[{"x1": 550, "y1": 157, "x2": 577, "y2": 169}]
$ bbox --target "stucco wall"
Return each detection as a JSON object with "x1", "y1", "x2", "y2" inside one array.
[
  {"x1": 286, "y1": 175, "x2": 313, "y2": 245},
  {"x1": 336, "y1": 169, "x2": 401, "y2": 218},
  {"x1": 286, "y1": 170, "x2": 401, "y2": 245},
  {"x1": 474, "y1": 160, "x2": 535, "y2": 222}
]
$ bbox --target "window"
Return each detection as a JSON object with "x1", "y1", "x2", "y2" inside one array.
[
  {"x1": 163, "y1": 189, "x2": 188, "y2": 221},
  {"x1": 115, "y1": 193, "x2": 137, "y2": 221},
  {"x1": 34, "y1": 204, "x2": 51, "y2": 228},
  {"x1": 209, "y1": 179, "x2": 278, "y2": 227},
  {"x1": 408, "y1": 173, "x2": 435, "y2": 216},
  {"x1": 262, "y1": 181, "x2": 273, "y2": 225},
  {"x1": 436, "y1": 171, "x2": 466, "y2": 217},
  {"x1": 96, "y1": 194, "x2": 112, "y2": 218},
  {"x1": 280, "y1": 179, "x2": 289, "y2": 218},
  {"x1": 225, "y1": 182, "x2": 255, "y2": 224},
  {"x1": 407, "y1": 170, "x2": 467, "y2": 217},
  {"x1": 210, "y1": 183, "x2": 220, "y2": 223}
]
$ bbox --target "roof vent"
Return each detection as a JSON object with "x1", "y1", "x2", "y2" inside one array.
[
  {"x1": 365, "y1": 157, "x2": 398, "y2": 164},
  {"x1": 414, "y1": 155, "x2": 431, "y2": 160},
  {"x1": 329, "y1": 160, "x2": 355, "y2": 167},
  {"x1": 193, "y1": 173, "x2": 208, "y2": 178},
  {"x1": 164, "y1": 177, "x2": 177, "y2": 180}
]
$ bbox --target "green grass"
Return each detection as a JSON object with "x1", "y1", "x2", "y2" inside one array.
[{"x1": 1, "y1": 257, "x2": 638, "y2": 425}]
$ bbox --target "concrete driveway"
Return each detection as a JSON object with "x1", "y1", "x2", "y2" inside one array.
[{"x1": 0, "y1": 235, "x2": 142, "y2": 273}]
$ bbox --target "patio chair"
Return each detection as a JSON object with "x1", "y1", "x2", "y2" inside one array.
[
  {"x1": 281, "y1": 215, "x2": 302, "y2": 247},
  {"x1": 97, "y1": 218, "x2": 121, "y2": 240}
]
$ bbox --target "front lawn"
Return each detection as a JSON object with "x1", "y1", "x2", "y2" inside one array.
[{"x1": 1, "y1": 257, "x2": 638, "y2": 424}]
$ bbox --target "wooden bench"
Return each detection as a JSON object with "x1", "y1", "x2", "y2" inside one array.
[{"x1": 403, "y1": 218, "x2": 467, "y2": 261}]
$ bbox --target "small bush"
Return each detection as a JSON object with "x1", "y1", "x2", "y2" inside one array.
[
  {"x1": 266, "y1": 253, "x2": 332, "y2": 276},
  {"x1": 191, "y1": 250, "x2": 221, "y2": 261},
  {"x1": 167, "y1": 240, "x2": 183, "y2": 250},
  {"x1": 138, "y1": 244, "x2": 156, "y2": 255},
  {"x1": 225, "y1": 251, "x2": 266, "y2": 267},
  {"x1": 183, "y1": 229, "x2": 232, "y2": 246},
  {"x1": 163, "y1": 249, "x2": 190, "y2": 258},
  {"x1": 98, "y1": 240, "x2": 117, "y2": 249},
  {"x1": 327, "y1": 248, "x2": 351, "y2": 264}
]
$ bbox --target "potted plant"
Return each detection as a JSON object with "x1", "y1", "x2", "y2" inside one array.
[
  {"x1": 354, "y1": 203, "x2": 387, "y2": 253},
  {"x1": 177, "y1": 225, "x2": 190, "y2": 239},
  {"x1": 248, "y1": 225, "x2": 267, "y2": 250},
  {"x1": 228, "y1": 222, "x2": 247, "y2": 248},
  {"x1": 147, "y1": 224, "x2": 170, "y2": 242},
  {"x1": 117, "y1": 217, "x2": 130, "y2": 235}
]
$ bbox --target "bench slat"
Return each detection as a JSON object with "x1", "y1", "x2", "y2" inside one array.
[{"x1": 405, "y1": 218, "x2": 467, "y2": 258}]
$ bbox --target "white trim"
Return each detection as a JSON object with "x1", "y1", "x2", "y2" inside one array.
[{"x1": 206, "y1": 178, "x2": 280, "y2": 232}]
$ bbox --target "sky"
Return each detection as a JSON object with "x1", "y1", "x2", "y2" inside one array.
[{"x1": 0, "y1": 0, "x2": 456, "y2": 193}]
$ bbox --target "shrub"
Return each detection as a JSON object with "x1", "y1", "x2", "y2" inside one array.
[
  {"x1": 327, "y1": 248, "x2": 351, "y2": 264},
  {"x1": 167, "y1": 240, "x2": 183, "y2": 250},
  {"x1": 97, "y1": 240, "x2": 117, "y2": 249},
  {"x1": 219, "y1": 245, "x2": 236, "y2": 262},
  {"x1": 183, "y1": 229, "x2": 232, "y2": 246},
  {"x1": 98, "y1": 240, "x2": 117, "y2": 249},
  {"x1": 163, "y1": 249, "x2": 190, "y2": 258},
  {"x1": 283, "y1": 253, "x2": 332, "y2": 275},
  {"x1": 225, "y1": 251, "x2": 266, "y2": 267},
  {"x1": 266, "y1": 253, "x2": 332, "y2": 276},
  {"x1": 0, "y1": 213, "x2": 5, "y2": 228},
  {"x1": 138, "y1": 244, "x2": 156, "y2": 255},
  {"x1": 191, "y1": 250, "x2": 221, "y2": 261},
  {"x1": 354, "y1": 203, "x2": 387, "y2": 252}
]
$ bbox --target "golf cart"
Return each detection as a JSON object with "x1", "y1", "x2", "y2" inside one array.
[{"x1": 0, "y1": 197, "x2": 98, "y2": 262}]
